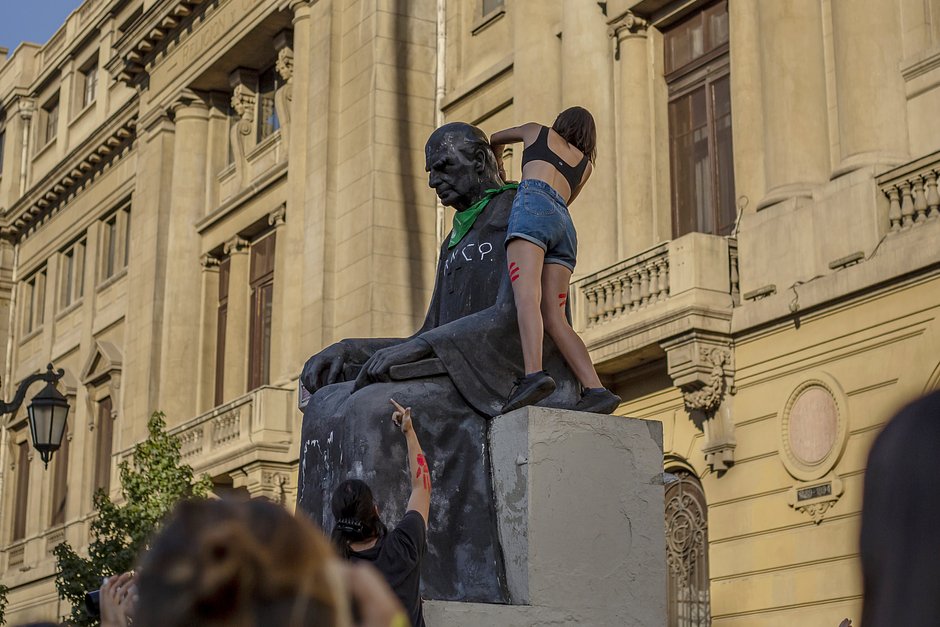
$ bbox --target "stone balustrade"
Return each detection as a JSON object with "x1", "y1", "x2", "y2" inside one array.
[
  {"x1": 573, "y1": 237, "x2": 739, "y2": 332},
  {"x1": 580, "y1": 243, "x2": 671, "y2": 329},
  {"x1": 878, "y1": 150, "x2": 940, "y2": 232},
  {"x1": 571, "y1": 233, "x2": 738, "y2": 370},
  {"x1": 169, "y1": 384, "x2": 297, "y2": 477}
]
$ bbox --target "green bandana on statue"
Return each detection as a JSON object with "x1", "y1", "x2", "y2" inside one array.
[{"x1": 448, "y1": 183, "x2": 519, "y2": 249}]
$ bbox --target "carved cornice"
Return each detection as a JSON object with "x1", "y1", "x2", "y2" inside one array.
[
  {"x1": 2, "y1": 103, "x2": 138, "y2": 243},
  {"x1": 109, "y1": 0, "x2": 211, "y2": 86}
]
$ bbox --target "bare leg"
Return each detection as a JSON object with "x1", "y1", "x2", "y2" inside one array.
[
  {"x1": 507, "y1": 239, "x2": 547, "y2": 374},
  {"x1": 540, "y1": 263, "x2": 603, "y2": 389}
]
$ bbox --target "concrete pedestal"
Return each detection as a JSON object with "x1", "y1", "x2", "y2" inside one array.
[{"x1": 426, "y1": 407, "x2": 666, "y2": 626}]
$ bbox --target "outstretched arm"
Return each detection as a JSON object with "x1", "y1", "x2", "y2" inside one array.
[
  {"x1": 491, "y1": 122, "x2": 540, "y2": 181},
  {"x1": 391, "y1": 399, "x2": 431, "y2": 526}
]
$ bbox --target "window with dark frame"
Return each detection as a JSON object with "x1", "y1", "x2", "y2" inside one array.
[
  {"x1": 100, "y1": 205, "x2": 131, "y2": 282},
  {"x1": 50, "y1": 422, "x2": 70, "y2": 526},
  {"x1": 665, "y1": 1, "x2": 736, "y2": 238},
  {"x1": 12, "y1": 438, "x2": 30, "y2": 541},
  {"x1": 257, "y1": 66, "x2": 281, "y2": 142},
  {"x1": 60, "y1": 238, "x2": 86, "y2": 310},
  {"x1": 81, "y1": 62, "x2": 98, "y2": 110},
  {"x1": 42, "y1": 95, "x2": 59, "y2": 146},
  {"x1": 215, "y1": 257, "x2": 230, "y2": 406},
  {"x1": 247, "y1": 233, "x2": 276, "y2": 392},
  {"x1": 93, "y1": 396, "x2": 113, "y2": 496},
  {"x1": 22, "y1": 268, "x2": 47, "y2": 335}
]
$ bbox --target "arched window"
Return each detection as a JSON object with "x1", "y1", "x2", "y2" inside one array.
[{"x1": 665, "y1": 468, "x2": 711, "y2": 626}]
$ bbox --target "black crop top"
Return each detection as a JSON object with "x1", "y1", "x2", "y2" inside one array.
[{"x1": 521, "y1": 125, "x2": 590, "y2": 193}]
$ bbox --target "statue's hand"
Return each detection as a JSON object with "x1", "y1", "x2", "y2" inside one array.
[
  {"x1": 354, "y1": 339, "x2": 432, "y2": 391},
  {"x1": 301, "y1": 342, "x2": 350, "y2": 393}
]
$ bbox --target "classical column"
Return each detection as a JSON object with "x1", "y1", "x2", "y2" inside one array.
[
  {"x1": 756, "y1": 0, "x2": 830, "y2": 209},
  {"x1": 222, "y1": 236, "x2": 250, "y2": 402},
  {"x1": 196, "y1": 255, "x2": 220, "y2": 414},
  {"x1": 159, "y1": 91, "x2": 209, "y2": 423},
  {"x1": 830, "y1": 1, "x2": 908, "y2": 175},
  {"x1": 610, "y1": 12, "x2": 655, "y2": 256},
  {"x1": 561, "y1": 0, "x2": 618, "y2": 272},
  {"x1": 204, "y1": 92, "x2": 230, "y2": 214},
  {"x1": 728, "y1": 0, "x2": 765, "y2": 214}
]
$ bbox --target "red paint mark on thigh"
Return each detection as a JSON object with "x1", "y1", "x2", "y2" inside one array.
[{"x1": 558, "y1": 293, "x2": 567, "y2": 307}]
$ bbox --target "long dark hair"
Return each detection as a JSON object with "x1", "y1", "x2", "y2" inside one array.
[
  {"x1": 552, "y1": 106, "x2": 597, "y2": 163},
  {"x1": 860, "y1": 390, "x2": 940, "y2": 627},
  {"x1": 330, "y1": 479, "x2": 388, "y2": 559}
]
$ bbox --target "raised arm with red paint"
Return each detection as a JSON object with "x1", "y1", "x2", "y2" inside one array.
[{"x1": 391, "y1": 399, "x2": 431, "y2": 525}]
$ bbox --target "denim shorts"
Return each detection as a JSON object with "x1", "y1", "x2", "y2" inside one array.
[{"x1": 506, "y1": 179, "x2": 578, "y2": 272}]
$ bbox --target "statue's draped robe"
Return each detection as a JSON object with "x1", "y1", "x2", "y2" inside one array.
[{"x1": 297, "y1": 191, "x2": 580, "y2": 602}]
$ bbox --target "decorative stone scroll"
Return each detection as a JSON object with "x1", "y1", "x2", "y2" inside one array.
[
  {"x1": 274, "y1": 29, "x2": 293, "y2": 154},
  {"x1": 663, "y1": 334, "x2": 737, "y2": 474},
  {"x1": 608, "y1": 11, "x2": 649, "y2": 60},
  {"x1": 229, "y1": 68, "x2": 258, "y2": 188}
]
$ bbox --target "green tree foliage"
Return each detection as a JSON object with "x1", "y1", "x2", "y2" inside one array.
[{"x1": 54, "y1": 412, "x2": 212, "y2": 626}]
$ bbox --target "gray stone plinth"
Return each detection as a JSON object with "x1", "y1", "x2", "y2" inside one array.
[{"x1": 426, "y1": 406, "x2": 666, "y2": 626}]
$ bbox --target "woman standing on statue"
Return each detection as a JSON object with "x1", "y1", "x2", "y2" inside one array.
[
  {"x1": 490, "y1": 107, "x2": 621, "y2": 414},
  {"x1": 331, "y1": 399, "x2": 430, "y2": 627}
]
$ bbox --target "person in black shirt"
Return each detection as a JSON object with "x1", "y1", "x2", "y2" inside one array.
[{"x1": 331, "y1": 399, "x2": 430, "y2": 627}]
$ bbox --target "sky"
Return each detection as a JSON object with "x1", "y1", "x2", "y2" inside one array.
[{"x1": 0, "y1": 1, "x2": 84, "y2": 56}]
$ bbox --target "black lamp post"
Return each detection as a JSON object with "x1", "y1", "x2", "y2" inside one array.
[{"x1": 1, "y1": 363, "x2": 69, "y2": 468}]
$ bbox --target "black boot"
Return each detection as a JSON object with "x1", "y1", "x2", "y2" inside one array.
[
  {"x1": 502, "y1": 371, "x2": 556, "y2": 414},
  {"x1": 575, "y1": 387, "x2": 621, "y2": 414}
]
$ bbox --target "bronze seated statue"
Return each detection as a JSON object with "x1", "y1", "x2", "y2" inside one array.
[{"x1": 297, "y1": 122, "x2": 580, "y2": 603}]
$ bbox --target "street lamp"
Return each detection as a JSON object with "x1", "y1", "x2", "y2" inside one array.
[{"x1": 1, "y1": 364, "x2": 69, "y2": 468}]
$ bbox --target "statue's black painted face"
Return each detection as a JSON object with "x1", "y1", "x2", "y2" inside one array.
[
  {"x1": 425, "y1": 123, "x2": 500, "y2": 212},
  {"x1": 425, "y1": 139, "x2": 478, "y2": 209}
]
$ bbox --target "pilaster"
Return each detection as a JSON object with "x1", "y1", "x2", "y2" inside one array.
[
  {"x1": 222, "y1": 236, "x2": 250, "y2": 403},
  {"x1": 196, "y1": 254, "x2": 220, "y2": 414},
  {"x1": 121, "y1": 108, "x2": 175, "y2": 442}
]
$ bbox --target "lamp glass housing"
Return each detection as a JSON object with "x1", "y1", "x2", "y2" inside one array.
[{"x1": 28, "y1": 381, "x2": 70, "y2": 467}]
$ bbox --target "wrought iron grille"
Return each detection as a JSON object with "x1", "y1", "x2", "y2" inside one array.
[{"x1": 665, "y1": 470, "x2": 711, "y2": 626}]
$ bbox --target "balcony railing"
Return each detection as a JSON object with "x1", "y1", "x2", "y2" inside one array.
[
  {"x1": 573, "y1": 234, "x2": 739, "y2": 333},
  {"x1": 878, "y1": 149, "x2": 940, "y2": 232},
  {"x1": 169, "y1": 385, "x2": 297, "y2": 476}
]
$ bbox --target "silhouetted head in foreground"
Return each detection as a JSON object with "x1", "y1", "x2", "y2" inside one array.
[
  {"x1": 135, "y1": 498, "x2": 349, "y2": 627},
  {"x1": 330, "y1": 479, "x2": 388, "y2": 559},
  {"x1": 860, "y1": 390, "x2": 940, "y2": 627}
]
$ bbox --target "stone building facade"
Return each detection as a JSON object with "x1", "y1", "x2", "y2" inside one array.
[{"x1": 2, "y1": 0, "x2": 940, "y2": 625}]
